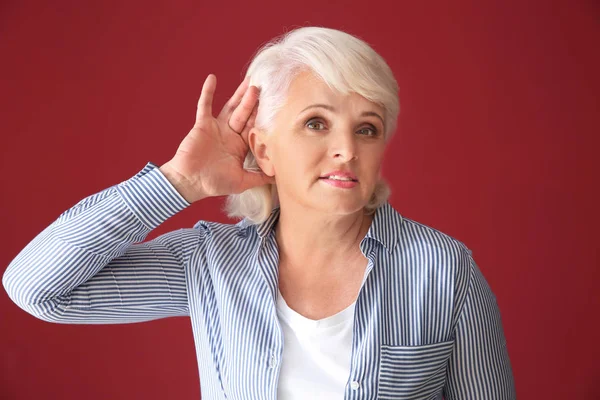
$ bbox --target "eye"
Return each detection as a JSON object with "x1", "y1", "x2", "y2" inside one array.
[
  {"x1": 357, "y1": 125, "x2": 378, "y2": 136},
  {"x1": 306, "y1": 118, "x2": 326, "y2": 130}
]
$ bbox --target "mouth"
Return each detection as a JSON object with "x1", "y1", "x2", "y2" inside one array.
[
  {"x1": 319, "y1": 171, "x2": 359, "y2": 182},
  {"x1": 318, "y1": 176, "x2": 359, "y2": 188},
  {"x1": 319, "y1": 176, "x2": 359, "y2": 182}
]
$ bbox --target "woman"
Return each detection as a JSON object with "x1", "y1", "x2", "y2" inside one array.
[{"x1": 2, "y1": 27, "x2": 516, "y2": 399}]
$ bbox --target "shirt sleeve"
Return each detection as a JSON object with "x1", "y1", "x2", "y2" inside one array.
[
  {"x1": 2, "y1": 162, "x2": 204, "y2": 324},
  {"x1": 443, "y1": 251, "x2": 517, "y2": 399}
]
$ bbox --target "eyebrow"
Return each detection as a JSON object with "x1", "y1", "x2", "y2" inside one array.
[{"x1": 299, "y1": 104, "x2": 385, "y2": 125}]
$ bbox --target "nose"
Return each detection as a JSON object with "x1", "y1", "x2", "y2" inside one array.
[{"x1": 330, "y1": 130, "x2": 357, "y2": 162}]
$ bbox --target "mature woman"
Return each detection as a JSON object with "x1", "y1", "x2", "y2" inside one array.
[{"x1": 3, "y1": 27, "x2": 515, "y2": 399}]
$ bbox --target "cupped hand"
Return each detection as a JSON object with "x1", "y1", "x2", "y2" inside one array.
[{"x1": 160, "y1": 74, "x2": 274, "y2": 203}]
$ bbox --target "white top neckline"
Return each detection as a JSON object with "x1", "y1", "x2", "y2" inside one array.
[{"x1": 276, "y1": 289, "x2": 357, "y2": 332}]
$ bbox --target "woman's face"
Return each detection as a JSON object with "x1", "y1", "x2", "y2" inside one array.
[{"x1": 255, "y1": 70, "x2": 387, "y2": 215}]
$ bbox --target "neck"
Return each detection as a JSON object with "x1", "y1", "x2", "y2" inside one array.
[{"x1": 274, "y1": 201, "x2": 374, "y2": 276}]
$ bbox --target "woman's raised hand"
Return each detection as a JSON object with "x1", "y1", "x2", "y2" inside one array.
[{"x1": 160, "y1": 74, "x2": 274, "y2": 203}]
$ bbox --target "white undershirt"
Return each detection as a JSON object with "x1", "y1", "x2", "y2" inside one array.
[{"x1": 275, "y1": 289, "x2": 357, "y2": 399}]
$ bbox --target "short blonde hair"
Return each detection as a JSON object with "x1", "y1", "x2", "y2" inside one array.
[{"x1": 224, "y1": 26, "x2": 400, "y2": 223}]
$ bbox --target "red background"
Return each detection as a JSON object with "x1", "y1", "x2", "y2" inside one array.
[{"x1": 1, "y1": 1, "x2": 598, "y2": 399}]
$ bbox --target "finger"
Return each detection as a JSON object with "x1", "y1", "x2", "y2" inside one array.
[
  {"x1": 196, "y1": 74, "x2": 216, "y2": 122},
  {"x1": 240, "y1": 102, "x2": 258, "y2": 144},
  {"x1": 228, "y1": 85, "x2": 259, "y2": 134},
  {"x1": 218, "y1": 76, "x2": 250, "y2": 118}
]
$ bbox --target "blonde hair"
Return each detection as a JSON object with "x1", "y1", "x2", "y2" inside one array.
[{"x1": 224, "y1": 26, "x2": 399, "y2": 223}]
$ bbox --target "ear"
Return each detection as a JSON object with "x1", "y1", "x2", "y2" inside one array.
[{"x1": 248, "y1": 127, "x2": 275, "y2": 177}]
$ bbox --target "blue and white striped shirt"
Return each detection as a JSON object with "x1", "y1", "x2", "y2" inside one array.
[{"x1": 3, "y1": 162, "x2": 516, "y2": 399}]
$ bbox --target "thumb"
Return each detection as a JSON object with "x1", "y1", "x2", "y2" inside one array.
[{"x1": 240, "y1": 170, "x2": 275, "y2": 192}]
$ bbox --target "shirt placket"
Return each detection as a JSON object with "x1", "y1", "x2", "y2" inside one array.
[
  {"x1": 345, "y1": 239, "x2": 379, "y2": 400},
  {"x1": 255, "y1": 233, "x2": 284, "y2": 399}
]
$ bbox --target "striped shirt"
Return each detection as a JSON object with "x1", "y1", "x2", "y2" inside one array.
[{"x1": 3, "y1": 162, "x2": 516, "y2": 399}]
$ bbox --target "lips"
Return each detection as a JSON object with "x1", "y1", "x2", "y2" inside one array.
[
  {"x1": 319, "y1": 170, "x2": 358, "y2": 181},
  {"x1": 319, "y1": 176, "x2": 358, "y2": 188},
  {"x1": 319, "y1": 176, "x2": 358, "y2": 182}
]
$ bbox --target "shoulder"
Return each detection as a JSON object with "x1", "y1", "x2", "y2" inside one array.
[
  {"x1": 399, "y1": 216, "x2": 472, "y2": 259},
  {"x1": 384, "y1": 206, "x2": 474, "y2": 287},
  {"x1": 376, "y1": 202, "x2": 471, "y2": 260}
]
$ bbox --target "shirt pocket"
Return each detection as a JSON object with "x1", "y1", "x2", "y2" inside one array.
[{"x1": 377, "y1": 340, "x2": 455, "y2": 400}]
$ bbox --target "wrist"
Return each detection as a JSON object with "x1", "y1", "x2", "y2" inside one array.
[{"x1": 159, "y1": 162, "x2": 206, "y2": 203}]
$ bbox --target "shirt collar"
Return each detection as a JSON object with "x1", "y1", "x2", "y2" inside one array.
[{"x1": 240, "y1": 201, "x2": 402, "y2": 253}]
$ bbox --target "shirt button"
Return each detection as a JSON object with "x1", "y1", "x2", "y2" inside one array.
[
  {"x1": 350, "y1": 381, "x2": 360, "y2": 390},
  {"x1": 268, "y1": 355, "x2": 277, "y2": 368}
]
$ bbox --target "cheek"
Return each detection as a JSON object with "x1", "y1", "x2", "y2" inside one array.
[
  {"x1": 276, "y1": 138, "x2": 322, "y2": 172},
  {"x1": 271, "y1": 143, "x2": 308, "y2": 181},
  {"x1": 362, "y1": 149, "x2": 385, "y2": 177}
]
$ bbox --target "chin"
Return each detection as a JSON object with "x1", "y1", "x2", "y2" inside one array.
[{"x1": 312, "y1": 196, "x2": 368, "y2": 215}]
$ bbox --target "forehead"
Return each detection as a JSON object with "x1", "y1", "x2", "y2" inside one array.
[{"x1": 283, "y1": 70, "x2": 384, "y2": 114}]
